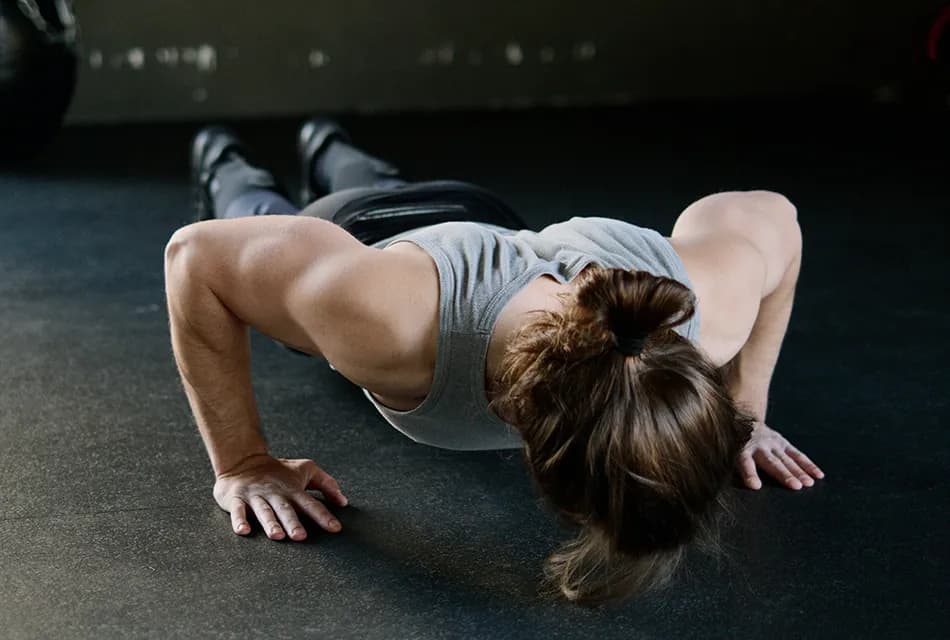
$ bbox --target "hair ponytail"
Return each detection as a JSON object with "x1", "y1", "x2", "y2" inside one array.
[
  {"x1": 544, "y1": 525, "x2": 685, "y2": 604},
  {"x1": 571, "y1": 265, "x2": 696, "y2": 358},
  {"x1": 491, "y1": 265, "x2": 754, "y2": 605}
]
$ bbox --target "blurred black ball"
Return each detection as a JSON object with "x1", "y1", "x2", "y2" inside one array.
[{"x1": 0, "y1": 0, "x2": 78, "y2": 162}]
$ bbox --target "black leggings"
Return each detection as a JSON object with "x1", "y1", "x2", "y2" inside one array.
[{"x1": 219, "y1": 137, "x2": 529, "y2": 245}]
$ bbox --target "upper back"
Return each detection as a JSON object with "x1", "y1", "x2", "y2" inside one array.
[
  {"x1": 375, "y1": 216, "x2": 703, "y2": 340},
  {"x1": 347, "y1": 217, "x2": 705, "y2": 450}
]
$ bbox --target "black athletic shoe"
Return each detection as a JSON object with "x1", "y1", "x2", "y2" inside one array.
[
  {"x1": 297, "y1": 117, "x2": 351, "y2": 205},
  {"x1": 190, "y1": 126, "x2": 249, "y2": 221}
]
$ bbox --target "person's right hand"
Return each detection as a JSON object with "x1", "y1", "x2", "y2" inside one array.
[{"x1": 212, "y1": 453, "x2": 349, "y2": 541}]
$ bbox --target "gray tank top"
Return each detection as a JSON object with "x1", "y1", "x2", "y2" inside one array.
[{"x1": 361, "y1": 216, "x2": 701, "y2": 451}]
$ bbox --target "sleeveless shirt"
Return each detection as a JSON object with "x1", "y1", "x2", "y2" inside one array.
[{"x1": 359, "y1": 216, "x2": 701, "y2": 451}]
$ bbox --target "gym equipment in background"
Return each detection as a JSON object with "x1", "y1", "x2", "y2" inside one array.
[{"x1": 0, "y1": 0, "x2": 78, "y2": 162}]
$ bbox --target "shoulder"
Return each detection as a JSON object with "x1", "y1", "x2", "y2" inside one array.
[
  {"x1": 167, "y1": 217, "x2": 440, "y2": 397},
  {"x1": 665, "y1": 191, "x2": 802, "y2": 364},
  {"x1": 671, "y1": 191, "x2": 801, "y2": 291}
]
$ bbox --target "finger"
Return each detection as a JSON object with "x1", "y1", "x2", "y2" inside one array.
[
  {"x1": 229, "y1": 497, "x2": 251, "y2": 535},
  {"x1": 293, "y1": 492, "x2": 342, "y2": 533},
  {"x1": 305, "y1": 462, "x2": 349, "y2": 507},
  {"x1": 753, "y1": 449, "x2": 802, "y2": 490},
  {"x1": 248, "y1": 495, "x2": 285, "y2": 540},
  {"x1": 774, "y1": 449, "x2": 813, "y2": 487},
  {"x1": 267, "y1": 495, "x2": 308, "y2": 541},
  {"x1": 787, "y1": 446, "x2": 825, "y2": 479},
  {"x1": 737, "y1": 453, "x2": 761, "y2": 490}
]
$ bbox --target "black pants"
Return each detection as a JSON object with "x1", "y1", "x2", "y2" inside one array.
[{"x1": 219, "y1": 138, "x2": 529, "y2": 245}]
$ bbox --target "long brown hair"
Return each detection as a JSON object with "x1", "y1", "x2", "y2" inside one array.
[{"x1": 488, "y1": 265, "x2": 754, "y2": 604}]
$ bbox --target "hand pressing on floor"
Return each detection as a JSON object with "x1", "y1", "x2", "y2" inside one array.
[
  {"x1": 736, "y1": 422, "x2": 825, "y2": 491},
  {"x1": 213, "y1": 453, "x2": 349, "y2": 541}
]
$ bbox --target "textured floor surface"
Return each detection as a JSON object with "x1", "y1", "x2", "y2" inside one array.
[{"x1": 0, "y1": 103, "x2": 947, "y2": 639}]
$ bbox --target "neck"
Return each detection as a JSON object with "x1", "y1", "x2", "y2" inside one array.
[{"x1": 486, "y1": 276, "x2": 577, "y2": 424}]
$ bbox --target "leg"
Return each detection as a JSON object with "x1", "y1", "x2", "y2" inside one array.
[
  {"x1": 191, "y1": 125, "x2": 298, "y2": 221},
  {"x1": 210, "y1": 157, "x2": 299, "y2": 219},
  {"x1": 313, "y1": 139, "x2": 406, "y2": 193},
  {"x1": 298, "y1": 120, "x2": 530, "y2": 239}
]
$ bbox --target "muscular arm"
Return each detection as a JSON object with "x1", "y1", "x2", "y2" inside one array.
[
  {"x1": 163, "y1": 215, "x2": 375, "y2": 475},
  {"x1": 672, "y1": 190, "x2": 802, "y2": 418},
  {"x1": 724, "y1": 239, "x2": 801, "y2": 420},
  {"x1": 165, "y1": 215, "x2": 426, "y2": 539},
  {"x1": 164, "y1": 252, "x2": 265, "y2": 476},
  {"x1": 673, "y1": 191, "x2": 822, "y2": 490}
]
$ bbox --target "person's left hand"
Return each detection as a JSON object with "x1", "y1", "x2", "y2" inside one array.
[{"x1": 737, "y1": 422, "x2": 825, "y2": 490}]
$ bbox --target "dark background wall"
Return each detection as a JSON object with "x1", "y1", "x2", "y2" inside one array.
[{"x1": 67, "y1": 0, "x2": 947, "y2": 122}]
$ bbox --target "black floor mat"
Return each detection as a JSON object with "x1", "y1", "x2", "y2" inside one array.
[{"x1": 0, "y1": 102, "x2": 947, "y2": 639}]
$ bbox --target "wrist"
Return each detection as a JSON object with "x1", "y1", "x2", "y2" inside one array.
[
  {"x1": 733, "y1": 391, "x2": 767, "y2": 421},
  {"x1": 212, "y1": 442, "x2": 270, "y2": 478},
  {"x1": 726, "y1": 376, "x2": 769, "y2": 421}
]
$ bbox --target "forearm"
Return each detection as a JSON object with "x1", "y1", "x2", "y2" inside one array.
[
  {"x1": 165, "y1": 245, "x2": 268, "y2": 476},
  {"x1": 173, "y1": 323, "x2": 269, "y2": 476},
  {"x1": 726, "y1": 248, "x2": 801, "y2": 420}
]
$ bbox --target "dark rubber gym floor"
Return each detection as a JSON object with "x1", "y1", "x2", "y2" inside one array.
[{"x1": 1, "y1": 104, "x2": 947, "y2": 639}]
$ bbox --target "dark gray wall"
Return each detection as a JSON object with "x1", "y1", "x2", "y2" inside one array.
[{"x1": 66, "y1": 0, "x2": 944, "y2": 123}]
